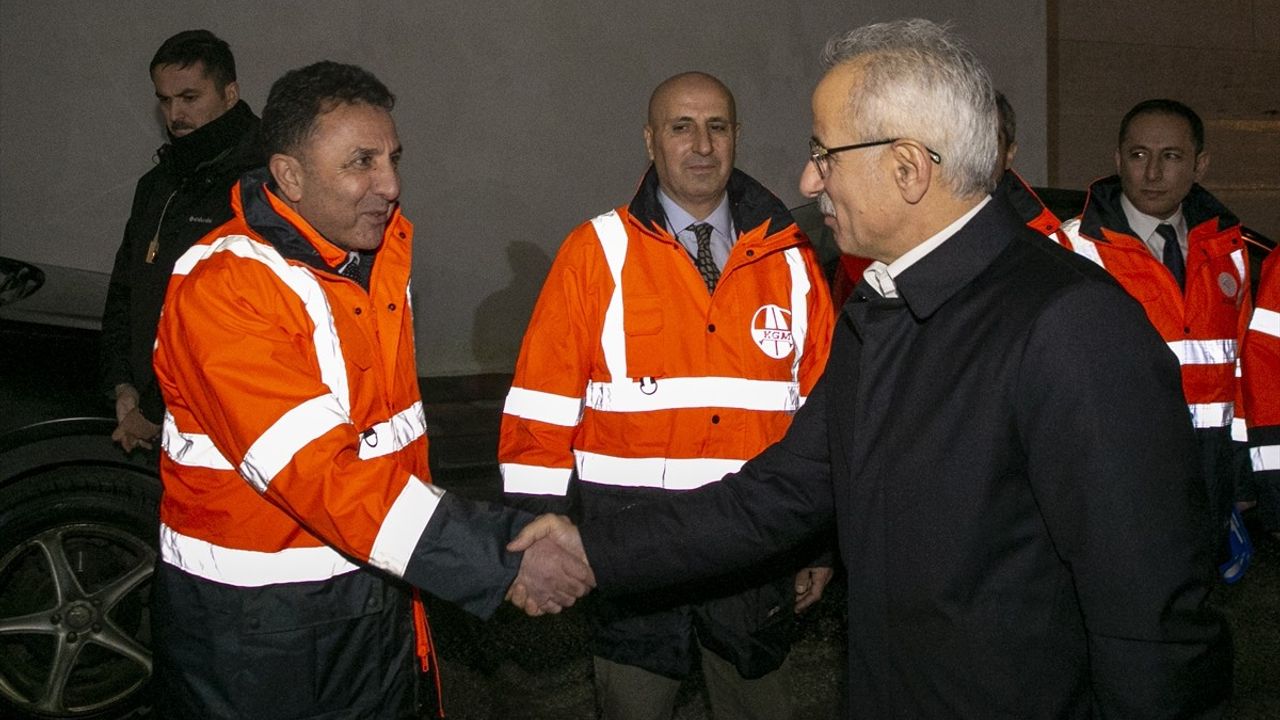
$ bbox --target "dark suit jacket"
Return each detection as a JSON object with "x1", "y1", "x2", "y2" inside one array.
[{"x1": 581, "y1": 195, "x2": 1231, "y2": 718}]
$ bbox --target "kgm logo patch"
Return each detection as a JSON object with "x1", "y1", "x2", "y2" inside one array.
[
  {"x1": 1218, "y1": 271, "x2": 1239, "y2": 300},
  {"x1": 751, "y1": 304, "x2": 795, "y2": 359}
]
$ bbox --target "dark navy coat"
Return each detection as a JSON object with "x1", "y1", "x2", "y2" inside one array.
[{"x1": 582, "y1": 195, "x2": 1231, "y2": 718}]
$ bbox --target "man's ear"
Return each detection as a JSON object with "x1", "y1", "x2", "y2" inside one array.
[
  {"x1": 891, "y1": 141, "x2": 933, "y2": 204},
  {"x1": 1194, "y1": 150, "x2": 1210, "y2": 182},
  {"x1": 270, "y1": 154, "x2": 305, "y2": 203},
  {"x1": 643, "y1": 124, "x2": 655, "y2": 162},
  {"x1": 221, "y1": 80, "x2": 240, "y2": 110},
  {"x1": 1114, "y1": 147, "x2": 1122, "y2": 175}
]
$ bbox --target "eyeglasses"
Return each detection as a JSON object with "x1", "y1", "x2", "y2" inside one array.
[{"x1": 808, "y1": 137, "x2": 942, "y2": 178}]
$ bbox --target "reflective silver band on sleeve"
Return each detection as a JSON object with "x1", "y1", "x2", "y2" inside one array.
[
  {"x1": 574, "y1": 450, "x2": 745, "y2": 491},
  {"x1": 162, "y1": 412, "x2": 234, "y2": 471},
  {"x1": 500, "y1": 463, "x2": 573, "y2": 496},
  {"x1": 367, "y1": 475, "x2": 446, "y2": 578},
  {"x1": 503, "y1": 387, "x2": 584, "y2": 427},
  {"x1": 240, "y1": 394, "x2": 347, "y2": 493}
]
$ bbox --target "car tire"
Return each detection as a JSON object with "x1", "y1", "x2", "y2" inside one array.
[{"x1": 0, "y1": 464, "x2": 159, "y2": 719}]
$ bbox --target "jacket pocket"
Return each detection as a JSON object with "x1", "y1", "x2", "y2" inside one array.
[
  {"x1": 693, "y1": 574, "x2": 797, "y2": 679},
  {"x1": 624, "y1": 293, "x2": 665, "y2": 378}
]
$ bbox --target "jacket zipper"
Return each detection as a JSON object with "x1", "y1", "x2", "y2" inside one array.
[
  {"x1": 146, "y1": 190, "x2": 179, "y2": 264},
  {"x1": 146, "y1": 145, "x2": 236, "y2": 264}
]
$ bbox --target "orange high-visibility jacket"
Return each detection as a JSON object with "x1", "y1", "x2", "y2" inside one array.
[
  {"x1": 1243, "y1": 250, "x2": 1279, "y2": 500},
  {"x1": 499, "y1": 168, "x2": 834, "y2": 509},
  {"x1": 154, "y1": 169, "x2": 523, "y2": 610},
  {"x1": 1058, "y1": 177, "x2": 1251, "y2": 435}
]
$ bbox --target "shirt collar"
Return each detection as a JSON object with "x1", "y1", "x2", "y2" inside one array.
[
  {"x1": 1120, "y1": 192, "x2": 1185, "y2": 245},
  {"x1": 657, "y1": 188, "x2": 733, "y2": 239},
  {"x1": 862, "y1": 196, "x2": 991, "y2": 298}
]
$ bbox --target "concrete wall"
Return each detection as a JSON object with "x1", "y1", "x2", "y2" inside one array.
[
  {"x1": 1, "y1": 1, "x2": 1046, "y2": 376},
  {"x1": 1049, "y1": 0, "x2": 1280, "y2": 241}
]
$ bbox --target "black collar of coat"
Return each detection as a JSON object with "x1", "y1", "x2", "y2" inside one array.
[
  {"x1": 627, "y1": 165, "x2": 795, "y2": 238},
  {"x1": 1078, "y1": 175, "x2": 1239, "y2": 241},
  {"x1": 157, "y1": 100, "x2": 259, "y2": 178},
  {"x1": 851, "y1": 195, "x2": 1024, "y2": 322},
  {"x1": 996, "y1": 169, "x2": 1050, "y2": 226}
]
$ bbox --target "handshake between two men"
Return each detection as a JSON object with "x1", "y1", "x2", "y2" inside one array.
[{"x1": 503, "y1": 514, "x2": 834, "y2": 617}]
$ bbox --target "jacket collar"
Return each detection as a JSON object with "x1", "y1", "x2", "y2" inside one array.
[
  {"x1": 234, "y1": 166, "x2": 397, "y2": 280},
  {"x1": 157, "y1": 100, "x2": 259, "y2": 177},
  {"x1": 996, "y1": 169, "x2": 1059, "y2": 232},
  {"x1": 1078, "y1": 175, "x2": 1238, "y2": 242},
  {"x1": 627, "y1": 165, "x2": 797, "y2": 246},
  {"x1": 862, "y1": 194, "x2": 1024, "y2": 321}
]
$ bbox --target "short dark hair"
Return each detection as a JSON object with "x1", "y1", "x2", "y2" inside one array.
[
  {"x1": 1118, "y1": 99, "x2": 1204, "y2": 154},
  {"x1": 994, "y1": 90, "x2": 1016, "y2": 147},
  {"x1": 150, "y1": 30, "x2": 236, "y2": 90},
  {"x1": 260, "y1": 61, "x2": 396, "y2": 158}
]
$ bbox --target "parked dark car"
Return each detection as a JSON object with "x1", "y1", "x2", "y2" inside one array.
[{"x1": 0, "y1": 258, "x2": 157, "y2": 719}]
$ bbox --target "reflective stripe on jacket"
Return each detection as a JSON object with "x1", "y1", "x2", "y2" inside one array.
[
  {"x1": 1057, "y1": 177, "x2": 1251, "y2": 431},
  {"x1": 1243, "y1": 250, "x2": 1280, "y2": 481}
]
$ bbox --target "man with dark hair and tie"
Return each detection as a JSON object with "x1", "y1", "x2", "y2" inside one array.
[
  {"x1": 499, "y1": 71, "x2": 835, "y2": 719},
  {"x1": 1059, "y1": 98, "x2": 1254, "y2": 581}
]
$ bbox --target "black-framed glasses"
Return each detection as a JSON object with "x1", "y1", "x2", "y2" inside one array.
[{"x1": 808, "y1": 137, "x2": 942, "y2": 178}]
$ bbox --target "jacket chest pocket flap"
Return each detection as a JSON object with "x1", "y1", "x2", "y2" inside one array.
[{"x1": 624, "y1": 294, "x2": 665, "y2": 378}]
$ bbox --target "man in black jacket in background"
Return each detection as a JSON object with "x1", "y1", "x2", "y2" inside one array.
[{"x1": 101, "y1": 29, "x2": 259, "y2": 451}]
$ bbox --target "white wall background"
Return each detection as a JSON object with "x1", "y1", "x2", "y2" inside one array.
[{"x1": 0, "y1": 1, "x2": 1046, "y2": 376}]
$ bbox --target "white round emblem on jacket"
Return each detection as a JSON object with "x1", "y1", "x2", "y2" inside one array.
[
  {"x1": 751, "y1": 304, "x2": 795, "y2": 359},
  {"x1": 1218, "y1": 271, "x2": 1238, "y2": 299}
]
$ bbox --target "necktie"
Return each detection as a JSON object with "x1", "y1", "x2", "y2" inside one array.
[
  {"x1": 691, "y1": 223, "x2": 719, "y2": 294},
  {"x1": 1156, "y1": 223, "x2": 1185, "y2": 292}
]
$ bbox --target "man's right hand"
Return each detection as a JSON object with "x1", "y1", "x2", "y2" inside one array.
[
  {"x1": 505, "y1": 514, "x2": 595, "y2": 616},
  {"x1": 112, "y1": 384, "x2": 159, "y2": 451}
]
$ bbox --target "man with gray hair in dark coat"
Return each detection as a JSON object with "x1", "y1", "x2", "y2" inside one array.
[{"x1": 511, "y1": 18, "x2": 1231, "y2": 718}]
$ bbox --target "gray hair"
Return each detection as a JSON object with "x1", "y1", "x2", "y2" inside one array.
[{"x1": 821, "y1": 18, "x2": 997, "y2": 197}]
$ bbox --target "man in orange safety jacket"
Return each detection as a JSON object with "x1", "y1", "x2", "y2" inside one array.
[
  {"x1": 499, "y1": 72, "x2": 834, "y2": 720},
  {"x1": 1058, "y1": 99, "x2": 1253, "y2": 581},
  {"x1": 151, "y1": 61, "x2": 589, "y2": 718}
]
